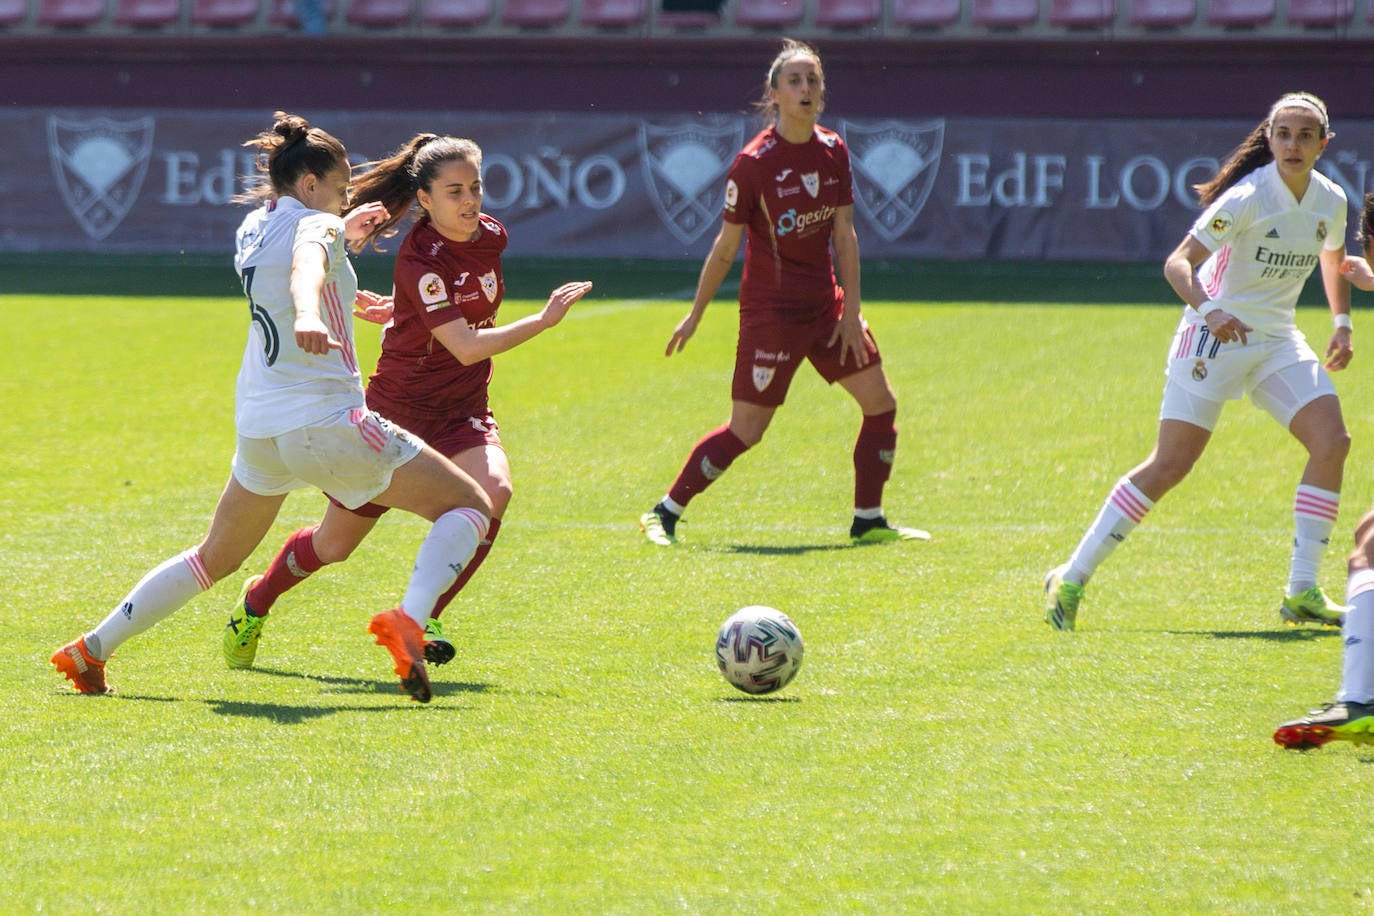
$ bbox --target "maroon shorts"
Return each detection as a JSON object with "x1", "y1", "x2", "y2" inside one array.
[
  {"x1": 732, "y1": 293, "x2": 882, "y2": 408},
  {"x1": 327, "y1": 408, "x2": 503, "y2": 518}
]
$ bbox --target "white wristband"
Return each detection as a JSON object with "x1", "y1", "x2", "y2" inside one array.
[
  {"x1": 1198, "y1": 300, "x2": 1223, "y2": 317},
  {"x1": 1334, "y1": 313, "x2": 1353, "y2": 330}
]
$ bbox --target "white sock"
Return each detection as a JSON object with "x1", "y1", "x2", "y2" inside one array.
[
  {"x1": 660, "y1": 496, "x2": 686, "y2": 517},
  {"x1": 86, "y1": 549, "x2": 214, "y2": 660},
  {"x1": 1065, "y1": 478, "x2": 1154, "y2": 586},
  {"x1": 1288, "y1": 484, "x2": 1339, "y2": 595},
  {"x1": 400, "y1": 507, "x2": 489, "y2": 626},
  {"x1": 1339, "y1": 570, "x2": 1374, "y2": 705}
]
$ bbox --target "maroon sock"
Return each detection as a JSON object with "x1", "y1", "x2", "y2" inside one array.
[
  {"x1": 667, "y1": 425, "x2": 750, "y2": 507},
  {"x1": 854, "y1": 410, "x2": 897, "y2": 510},
  {"x1": 430, "y1": 517, "x2": 502, "y2": 621},
  {"x1": 244, "y1": 525, "x2": 323, "y2": 616}
]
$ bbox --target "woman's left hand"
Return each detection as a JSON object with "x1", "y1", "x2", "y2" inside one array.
[
  {"x1": 354, "y1": 289, "x2": 394, "y2": 324},
  {"x1": 1325, "y1": 327, "x2": 1353, "y2": 371},
  {"x1": 343, "y1": 201, "x2": 390, "y2": 243},
  {"x1": 827, "y1": 311, "x2": 870, "y2": 369}
]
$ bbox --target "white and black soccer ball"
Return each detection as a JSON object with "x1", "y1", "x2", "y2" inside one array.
[{"x1": 715, "y1": 605, "x2": 804, "y2": 695}]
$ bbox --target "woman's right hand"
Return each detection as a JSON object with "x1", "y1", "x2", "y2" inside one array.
[
  {"x1": 666, "y1": 312, "x2": 699, "y2": 356},
  {"x1": 1341, "y1": 255, "x2": 1374, "y2": 292},
  {"x1": 1203, "y1": 307, "x2": 1253, "y2": 345}
]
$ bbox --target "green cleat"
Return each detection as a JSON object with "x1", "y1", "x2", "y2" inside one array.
[
  {"x1": 850, "y1": 517, "x2": 931, "y2": 544},
  {"x1": 424, "y1": 617, "x2": 456, "y2": 666},
  {"x1": 223, "y1": 574, "x2": 267, "y2": 669},
  {"x1": 1280, "y1": 586, "x2": 1347, "y2": 628},
  {"x1": 1043, "y1": 564, "x2": 1084, "y2": 632},
  {"x1": 639, "y1": 506, "x2": 678, "y2": 547},
  {"x1": 1274, "y1": 701, "x2": 1374, "y2": 750}
]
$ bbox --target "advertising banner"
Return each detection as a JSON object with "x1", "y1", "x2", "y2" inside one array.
[{"x1": 5, "y1": 107, "x2": 1374, "y2": 261}]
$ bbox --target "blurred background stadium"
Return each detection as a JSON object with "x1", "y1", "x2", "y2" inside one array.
[{"x1": 5, "y1": 0, "x2": 1374, "y2": 296}]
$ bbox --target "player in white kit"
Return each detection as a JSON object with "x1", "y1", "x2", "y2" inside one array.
[
  {"x1": 1275, "y1": 192, "x2": 1374, "y2": 749},
  {"x1": 51, "y1": 112, "x2": 492, "y2": 703},
  {"x1": 1044, "y1": 92, "x2": 1353, "y2": 632}
]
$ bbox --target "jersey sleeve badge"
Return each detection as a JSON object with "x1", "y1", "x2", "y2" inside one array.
[
  {"x1": 418, "y1": 272, "x2": 449, "y2": 311},
  {"x1": 1204, "y1": 210, "x2": 1234, "y2": 241}
]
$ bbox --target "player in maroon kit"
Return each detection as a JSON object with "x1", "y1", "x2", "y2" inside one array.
[
  {"x1": 222, "y1": 134, "x2": 592, "y2": 670},
  {"x1": 639, "y1": 38, "x2": 928, "y2": 547}
]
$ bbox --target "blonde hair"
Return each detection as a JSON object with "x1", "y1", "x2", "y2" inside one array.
[{"x1": 754, "y1": 38, "x2": 825, "y2": 124}]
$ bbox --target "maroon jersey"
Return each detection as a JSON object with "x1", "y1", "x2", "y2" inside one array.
[
  {"x1": 723, "y1": 124, "x2": 854, "y2": 316},
  {"x1": 366, "y1": 214, "x2": 507, "y2": 423}
]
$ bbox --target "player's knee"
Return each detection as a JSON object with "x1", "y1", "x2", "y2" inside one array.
[{"x1": 487, "y1": 478, "x2": 514, "y2": 517}]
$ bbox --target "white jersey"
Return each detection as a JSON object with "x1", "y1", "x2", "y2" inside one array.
[
  {"x1": 232, "y1": 196, "x2": 364, "y2": 439},
  {"x1": 1188, "y1": 161, "x2": 1346, "y2": 341}
]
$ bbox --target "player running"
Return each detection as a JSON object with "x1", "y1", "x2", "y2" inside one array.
[
  {"x1": 638, "y1": 38, "x2": 928, "y2": 548},
  {"x1": 1044, "y1": 91, "x2": 1353, "y2": 632},
  {"x1": 222, "y1": 134, "x2": 590, "y2": 671},
  {"x1": 1275, "y1": 192, "x2": 1374, "y2": 750},
  {"x1": 51, "y1": 113, "x2": 492, "y2": 703}
]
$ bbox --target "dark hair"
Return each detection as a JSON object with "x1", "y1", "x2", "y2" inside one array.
[
  {"x1": 1359, "y1": 192, "x2": 1374, "y2": 250},
  {"x1": 1193, "y1": 91, "x2": 1330, "y2": 207},
  {"x1": 346, "y1": 134, "x2": 483, "y2": 252},
  {"x1": 754, "y1": 38, "x2": 824, "y2": 125},
  {"x1": 238, "y1": 111, "x2": 348, "y2": 204}
]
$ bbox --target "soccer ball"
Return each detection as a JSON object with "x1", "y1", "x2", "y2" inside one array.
[{"x1": 715, "y1": 605, "x2": 804, "y2": 695}]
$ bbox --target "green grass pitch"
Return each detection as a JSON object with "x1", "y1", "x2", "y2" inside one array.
[{"x1": 4, "y1": 262, "x2": 1374, "y2": 911}]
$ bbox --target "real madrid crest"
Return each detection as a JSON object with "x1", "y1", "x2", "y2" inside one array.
[{"x1": 1192, "y1": 360, "x2": 1208, "y2": 382}]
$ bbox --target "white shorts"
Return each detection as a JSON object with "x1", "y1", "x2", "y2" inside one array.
[
  {"x1": 231, "y1": 407, "x2": 423, "y2": 510},
  {"x1": 1160, "y1": 320, "x2": 1334, "y2": 431}
]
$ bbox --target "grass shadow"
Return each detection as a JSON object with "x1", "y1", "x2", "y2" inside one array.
[
  {"x1": 712, "y1": 543, "x2": 851, "y2": 556},
  {"x1": 246, "y1": 665, "x2": 494, "y2": 696},
  {"x1": 717, "y1": 695, "x2": 803, "y2": 703},
  {"x1": 1162, "y1": 629, "x2": 1340, "y2": 642}
]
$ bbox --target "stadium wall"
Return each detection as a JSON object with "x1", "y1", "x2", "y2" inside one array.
[{"x1": 5, "y1": 34, "x2": 1374, "y2": 263}]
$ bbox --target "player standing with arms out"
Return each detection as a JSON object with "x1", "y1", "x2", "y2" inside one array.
[
  {"x1": 222, "y1": 134, "x2": 591, "y2": 669},
  {"x1": 1275, "y1": 193, "x2": 1374, "y2": 750},
  {"x1": 51, "y1": 113, "x2": 492, "y2": 703},
  {"x1": 638, "y1": 38, "x2": 928, "y2": 547},
  {"x1": 1044, "y1": 91, "x2": 1353, "y2": 632}
]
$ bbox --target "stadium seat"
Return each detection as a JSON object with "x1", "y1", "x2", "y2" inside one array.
[
  {"x1": 419, "y1": 0, "x2": 490, "y2": 26},
  {"x1": 889, "y1": 0, "x2": 960, "y2": 28},
  {"x1": 35, "y1": 0, "x2": 106, "y2": 26},
  {"x1": 1125, "y1": 0, "x2": 1193, "y2": 25},
  {"x1": 500, "y1": 0, "x2": 570, "y2": 27},
  {"x1": 112, "y1": 0, "x2": 179, "y2": 25},
  {"x1": 736, "y1": 0, "x2": 802, "y2": 27},
  {"x1": 1204, "y1": 0, "x2": 1274, "y2": 26},
  {"x1": 814, "y1": 0, "x2": 879, "y2": 28},
  {"x1": 579, "y1": 0, "x2": 646, "y2": 27},
  {"x1": 267, "y1": 0, "x2": 336, "y2": 27},
  {"x1": 733, "y1": 0, "x2": 805, "y2": 28},
  {"x1": 1286, "y1": 0, "x2": 1351, "y2": 25},
  {"x1": 0, "y1": 0, "x2": 29, "y2": 25},
  {"x1": 970, "y1": 0, "x2": 1039, "y2": 28},
  {"x1": 344, "y1": 0, "x2": 413, "y2": 26},
  {"x1": 1049, "y1": 0, "x2": 1115, "y2": 27},
  {"x1": 191, "y1": 0, "x2": 261, "y2": 25}
]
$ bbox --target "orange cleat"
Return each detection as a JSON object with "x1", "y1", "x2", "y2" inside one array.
[
  {"x1": 51, "y1": 638, "x2": 113, "y2": 695},
  {"x1": 367, "y1": 609, "x2": 432, "y2": 704}
]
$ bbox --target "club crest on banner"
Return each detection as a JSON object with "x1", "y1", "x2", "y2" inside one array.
[
  {"x1": 48, "y1": 115, "x2": 155, "y2": 241},
  {"x1": 840, "y1": 119, "x2": 944, "y2": 243},
  {"x1": 639, "y1": 118, "x2": 744, "y2": 246}
]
